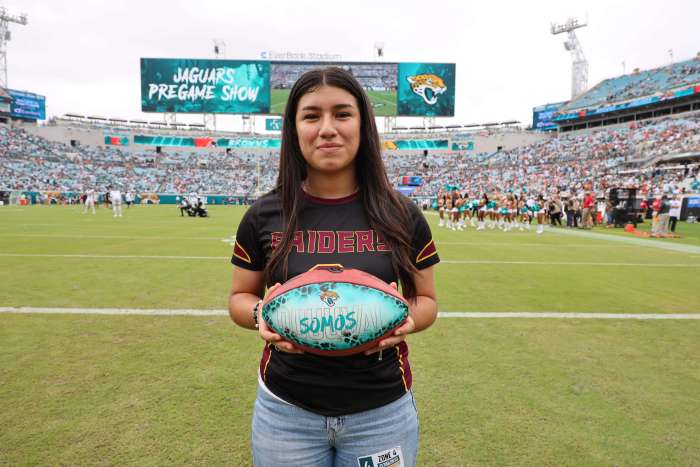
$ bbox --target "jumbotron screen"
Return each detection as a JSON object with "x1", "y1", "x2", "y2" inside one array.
[
  {"x1": 532, "y1": 101, "x2": 567, "y2": 131},
  {"x1": 140, "y1": 58, "x2": 456, "y2": 117},
  {"x1": 8, "y1": 89, "x2": 46, "y2": 120}
]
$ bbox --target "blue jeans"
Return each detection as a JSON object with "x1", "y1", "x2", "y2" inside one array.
[{"x1": 252, "y1": 386, "x2": 419, "y2": 466}]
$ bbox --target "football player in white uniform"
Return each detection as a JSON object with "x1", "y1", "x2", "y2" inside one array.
[{"x1": 109, "y1": 187, "x2": 123, "y2": 217}]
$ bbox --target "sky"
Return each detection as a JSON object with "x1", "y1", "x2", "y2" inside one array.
[{"x1": 2, "y1": 0, "x2": 699, "y2": 131}]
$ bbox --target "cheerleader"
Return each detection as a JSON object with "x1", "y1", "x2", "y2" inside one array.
[
  {"x1": 450, "y1": 190, "x2": 464, "y2": 230},
  {"x1": 437, "y1": 193, "x2": 446, "y2": 227},
  {"x1": 476, "y1": 193, "x2": 488, "y2": 231},
  {"x1": 445, "y1": 194, "x2": 455, "y2": 229},
  {"x1": 461, "y1": 192, "x2": 473, "y2": 229},
  {"x1": 518, "y1": 198, "x2": 531, "y2": 231},
  {"x1": 487, "y1": 194, "x2": 498, "y2": 229},
  {"x1": 535, "y1": 194, "x2": 547, "y2": 234}
]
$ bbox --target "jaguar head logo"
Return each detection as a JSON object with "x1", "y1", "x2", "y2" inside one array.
[
  {"x1": 320, "y1": 290, "x2": 339, "y2": 307},
  {"x1": 382, "y1": 140, "x2": 399, "y2": 151},
  {"x1": 407, "y1": 74, "x2": 447, "y2": 105}
]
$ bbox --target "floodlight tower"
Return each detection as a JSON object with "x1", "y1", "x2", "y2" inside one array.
[
  {"x1": 374, "y1": 41, "x2": 395, "y2": 133},
  {"x1": 213, "y1": 39, "x2": 226, "y2": 59},
  {"x1": 0, "y1": 5, "x2": 28, "y2": 88},
  {"x1": 202, "y1": 39, "x2": 228, "y2": 132},
  {"x1": 551, "y1": 16, "x2": 588, "y2": 99}
]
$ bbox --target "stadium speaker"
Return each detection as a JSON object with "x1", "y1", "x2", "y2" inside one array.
[
  {"x1": 497, "y1": 145, "x2": 503, "y2": 151},
  {"x1": 226, "y1": 148, "x2": 231, "y2": 154},
  {"x1": 156, "y1": 146, "x2": 162, "y2": 154},
  {"x1": 70, "y1": 139, "x2": 79, "y2": 147},
  {"x1": 423, "y1": 150, "x2": 428, "y2": 156}
]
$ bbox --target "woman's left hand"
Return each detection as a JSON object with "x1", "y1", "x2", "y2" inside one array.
[{"x1": 364, "y1": 282, "x2": 415, "y2": 356}]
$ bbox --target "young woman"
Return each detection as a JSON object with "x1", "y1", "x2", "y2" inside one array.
[
  {"x1": 437, "y1": 192, "x2": 446, "y2": 227},
  {"x1": 228, "y1": 67, "x2": 439, "y2": 466}
]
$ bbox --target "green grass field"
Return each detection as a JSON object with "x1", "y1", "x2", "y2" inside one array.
[
  {"x1": 1, "y1": 204, "x2": 699, "y2": 465},
  {"x1": 271, "y1": 89, "x2": 397, "y2": 116}
]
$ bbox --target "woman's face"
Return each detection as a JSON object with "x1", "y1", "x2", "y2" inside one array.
[{"x1": 295, "y1": 85, "x2": 361, "y2": 175}]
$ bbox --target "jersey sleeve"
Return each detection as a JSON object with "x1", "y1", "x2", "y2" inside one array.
[
  {"x1": 407, "y1": 200, "x2": 440, "y2": 270},
  {"x1": 231, "y1": 204, "x2": 266, "y2": 271}
]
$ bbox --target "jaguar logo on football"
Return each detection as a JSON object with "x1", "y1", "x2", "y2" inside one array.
[{"x1": 320, "y1": 290, "x2": 339, "y2": 307}]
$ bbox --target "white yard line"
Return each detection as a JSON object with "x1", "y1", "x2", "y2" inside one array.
[
  {"x1": 441, "y1": 260, "x2": 700, "y2": 267},
  {"x1": 0, "y1": 307, "x2": 227, "y2": 316},
  {"x1": 0, "y1": 233, "x2": 228, "y2": 241},
  {"x1": 424, "y1": 211, "x2": 700, "y2": 255},
  {"x1": 436, "y1": 241, "x2": 640, "y2": 248},
  {"x1": 1, "y1": 253, "x2": 697, "y2": 267},
  {"x1": 1, "y1": 307, "x2": 699, "y2": 319},
  {"x1": 439, "y1": 312, "x2": 700, "y2": 320},
  {"x1": 0, "y1": 253, "x2": 225, "y2": 260},
  {"x1": 548, "y1": 227, "x2": 700, "y2": 255},
  {"x1": 1, "y1": 253, "x2": 698, "y2": 267}
]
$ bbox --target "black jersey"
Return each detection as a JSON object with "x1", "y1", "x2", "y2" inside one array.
[{"x1": 231, "y1": 189, "x2": 440, "y2": 416}]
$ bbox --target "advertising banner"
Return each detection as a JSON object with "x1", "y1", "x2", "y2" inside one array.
[
  {"x1": 265, "y1": 118, "x2": 283, "y2": 131},
  {"x1": 216, "y1": 138, "x2": 281, "y2": 148},
  {"x1": 382, "y1": 139, "x2": 449, "y2": 150},
  {"x1": 104, "y1": 135, "x2": 129, "y2": 146},
  {"x1": 134, "y1": 134, "x2": 281, "y2": 149},
  {"x1": 451, "y1": 141, "x2": 474, "y2": 151},
  {"x1": 140, "y1": 58, "x2": 271, "y2": 114}
]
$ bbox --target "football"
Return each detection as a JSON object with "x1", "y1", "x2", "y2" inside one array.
[{"x1": 261, "y1": 264, "x2": 409, "y2": 356}]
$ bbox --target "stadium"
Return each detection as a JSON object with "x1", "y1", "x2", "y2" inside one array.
[{"x1": 1, "y1": 2, "x2": 700, "y2": 465}]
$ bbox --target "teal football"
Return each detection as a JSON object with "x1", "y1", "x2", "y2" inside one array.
[{"x1": 261, "y1": 265, "x2": 409, "y2": 356}]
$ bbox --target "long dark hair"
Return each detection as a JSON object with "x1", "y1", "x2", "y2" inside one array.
[{"x1": 264, "y1": 67, "x2": 419, "y2": 301}]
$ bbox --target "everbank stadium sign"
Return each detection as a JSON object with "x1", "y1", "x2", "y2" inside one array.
[{"x1": 260, "y1": 50, "x2": 342, "y2": 61}]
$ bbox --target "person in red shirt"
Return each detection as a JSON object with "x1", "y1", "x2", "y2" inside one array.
[
  {"x1": 651, "y1": 195, "x2": 663, "y2": 235},
  {"x1": 582, "y1": 192, "x2": 595, "y2": 229},
  {"x1": 640, "y1": 199, "x2": 649, "y2": 222}
]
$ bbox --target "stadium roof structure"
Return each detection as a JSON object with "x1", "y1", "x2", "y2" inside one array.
[
  {"x1": 549, "y1": 56, "x2": 700, "y2": 132},
  {"x1": 559, "y1": 57, "x2": 700, "y2": 114},
  {"x1": 0, "y1": 87, "x2": 10, "y2": 100}
]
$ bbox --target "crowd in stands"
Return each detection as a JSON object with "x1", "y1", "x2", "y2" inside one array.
[
  {"x1": 398, "y1": 115, "x2": 700, "y2": 199},
  {"x1": 0, "y1": 125, "x2": 277, "y2": 195},
  {"x1": 2, "y1": 113, "x2": 700, "y2": 201},
  {"x1": 561, "y1": 56, "x2": 700, "y2": 112}
]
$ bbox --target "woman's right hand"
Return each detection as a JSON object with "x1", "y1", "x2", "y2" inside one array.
[{"x1": 257, "y1": 283, "x2": 304, "y2": 354}]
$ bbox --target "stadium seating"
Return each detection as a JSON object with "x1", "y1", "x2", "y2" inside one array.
[
  {"x1": 560, "y1": 58, "x2": 700, "y2": 112},
  {"x1": 1, "y1": 113, "x2": 699, "y2": 199}
]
